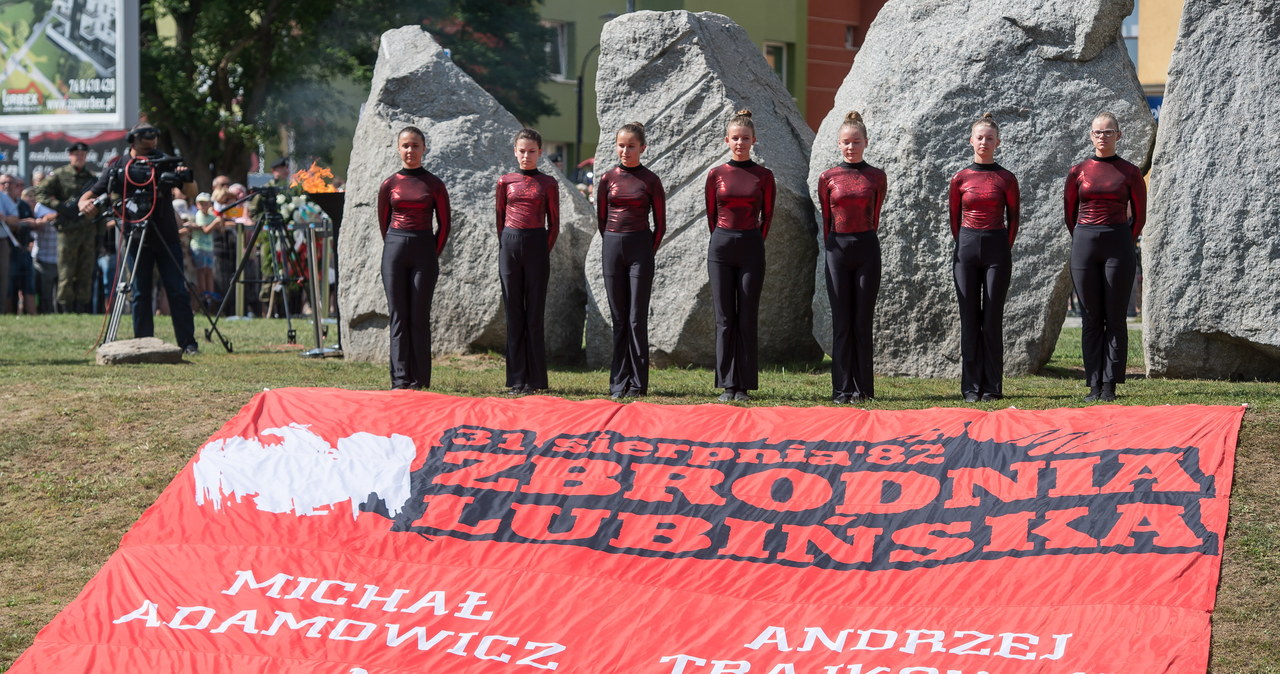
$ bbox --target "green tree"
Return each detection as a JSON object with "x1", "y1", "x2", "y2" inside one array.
[
  {"x1": 139, "y1": 0, "x2": 555, "y2": 186},
  {"x1": 422, "y1": 0, "x2": 557, "y2": 125},
  {"x1": 30, "y1": 0, "x2": 53, "y2": 22}
]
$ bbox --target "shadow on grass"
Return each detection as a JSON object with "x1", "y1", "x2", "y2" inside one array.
[
  {"x1": 1038, "y1": 364, "x2": 1085, "y2": 379},
  {"x1": 874, "y1": 393, "x2": 964, "y2": 404},
  {"x1": 546, "y1": 384, "x2": 616, "y2": 398},
  {"x1": 0, "y1": 358, "x2": 96, "y2": 366},
  {"x1": 1019, "y1": 393, "x2": 1081, "y2": 402}
]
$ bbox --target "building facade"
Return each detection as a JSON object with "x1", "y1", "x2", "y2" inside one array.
[
  {"x1": 804, "y1": 0, "x2": 886, "y2": 130},
  {"x1": 1135, "y1": 0, "x2": 1185, "y2": 120},
  {"x1": 536, "y1": 0, "x2": 886, "y2": 182}
]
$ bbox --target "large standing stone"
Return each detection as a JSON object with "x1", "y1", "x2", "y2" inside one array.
[
  {"x1": 808, "y1": 0, "x2": 1154, "y2": 378},
  {"x1": 339, "y1": 26, "x2": 592, "y2": 367},
  {"x1": 585, "y1": 10, "x2": 821, "y2": 369},
  {"x1": 1142, "y1": 1, "x2": 1280, "y2": 379}
]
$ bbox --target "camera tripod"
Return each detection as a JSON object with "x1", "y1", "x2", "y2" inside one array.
[
  {"x1": 101, "y1": 217, "x2": 224, "y2": 347},
  {"x1": 206, "y1": 187, "x2": 312, "y2": 352},
  {"x1": 102, "y1": 216, "x2": 155, "y2": 344}
]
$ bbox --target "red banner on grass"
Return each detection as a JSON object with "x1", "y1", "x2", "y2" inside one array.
[{"x1": 12, "y1": 389, "x2": 1243, "y2": 673}]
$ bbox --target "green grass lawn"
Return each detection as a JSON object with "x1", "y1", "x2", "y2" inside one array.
[{"x1": 0, "y1": 314, "x2": 1276, "y2": 671}]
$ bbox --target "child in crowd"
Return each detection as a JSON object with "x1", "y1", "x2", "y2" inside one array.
[{"x1": 187, "y1": 192, "x2": 221, "y2": 306}]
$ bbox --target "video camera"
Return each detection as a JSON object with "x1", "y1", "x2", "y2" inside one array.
[
  {"x1": 221, "y1": 184, "x2": 288, "y2": 219},
  {"x1": 91, "y1": 153, "x2": 193, "y2": 218},
  {"x1": 107, "y1": 153, "x2": 193, "y2": 192}
]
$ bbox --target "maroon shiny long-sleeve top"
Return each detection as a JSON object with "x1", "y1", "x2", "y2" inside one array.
[
  {"x1": 376, "y1": 167, "x2": 451, "y2": 255},
  {"x1": 496, "y1": 169, "x2": 559, "y2": 250},
  {"x1": 1064, "y1": 155, "x2": 1147, "y2": 239},
  {"x1": 948, "y1": 163, "x2": 1021, "y2": 245},
  {"x1": 817, "y1": 161, "x2": 887, "y2": 238},
  {"x1": 705, "y1": 159, "x2": 775, "y2": 239},
  {"x1": 596, "y1": 164, "x2": 667, "y2": 251}
]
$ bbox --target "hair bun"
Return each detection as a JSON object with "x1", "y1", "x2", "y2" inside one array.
[
  {"x1": 844, "y1": 110, "x2": 863, "y2": 124},
  {"x1": 629, "y1": 121, "x2": 645, "y2": 130},
  {"x1": 727, "y1": 109, "x2": 757, "y2": 135},
  {"x1": 980, "y1": 112, "x2": 995, "y2": 121}
]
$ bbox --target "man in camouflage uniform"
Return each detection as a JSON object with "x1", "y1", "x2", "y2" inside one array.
[{"x1": 35, "y1": 142, "x2": 99, "y2": 313}]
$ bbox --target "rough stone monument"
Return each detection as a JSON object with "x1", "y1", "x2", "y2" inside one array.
[
  {"x1": 339, "y1": 26, "x2": 593, "y2": 367},
  {"x1": 585, "y1": 10, "x2": 821, "y2": 370},
  {"x1": 1142, "y1": 1, "x2": 1280, "y2": 379},
  {"x1": 808, "y1": 0, "x2": 1153, "y2": 378}
]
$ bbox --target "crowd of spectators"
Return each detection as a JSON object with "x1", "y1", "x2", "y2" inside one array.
[
  {"x1": 2, "y1": 149, "x2": 331, "y2": 321},
  {"x1": 0, "y1": 173, "x2": 58, "y2": 314}
]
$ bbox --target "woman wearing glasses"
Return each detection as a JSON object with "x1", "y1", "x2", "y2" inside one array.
[{"x1": 1064, "y1": 112, "x2": 1146, "y2": 402}]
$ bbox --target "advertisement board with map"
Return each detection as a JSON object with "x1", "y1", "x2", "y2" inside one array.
[{"x1": 0, "y1": 0, "x2": 138, "y2": 132}]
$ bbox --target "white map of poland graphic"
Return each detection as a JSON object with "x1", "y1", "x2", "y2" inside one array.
[{"x1": 193, "y1": 423, "x2": 416, "y2": 518}]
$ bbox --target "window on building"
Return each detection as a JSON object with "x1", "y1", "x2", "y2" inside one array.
[
  {"x1": 763, "y1": 42, "x2": 788, "y2": 87},
  {"x1": 1122, "y1": 4, "x2": 1139, "y2": 68},
  {"x1": 544, "y1": 21, "x2": 570, "y2": 80},
  {"x1": 845, "y1": 25, "x2": 859, "y2": 50}
]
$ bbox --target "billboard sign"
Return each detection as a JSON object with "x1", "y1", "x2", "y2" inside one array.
[{"x1": 0, "y1": 0, "x2": 139, "y2": 132}]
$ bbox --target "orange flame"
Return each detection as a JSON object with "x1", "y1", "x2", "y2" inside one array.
[{"x1": 291, "y1": 162, "x2": 339, "y2": 193}]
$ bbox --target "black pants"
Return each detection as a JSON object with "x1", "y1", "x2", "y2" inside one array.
[
  {"x1": 35, "y1": 258, "x2": 57, "y2": 314},
  {"x1": 382, "y1": 229, "x2": 438, "y2": 389},
  {"x1": 603, "y1": 231, "x2": 654, "y2": 395},
  {"x1": 1071, "y1": 223, "x2": 1136, "y2": 388},
  {"x1": 500, "y1": 228, "x2": 549, "y2": 390},
  {"x1": 953, "y1": 228, "x2": 1011, "y2": 397},
  {"x1": 126, "y1": 236, "x2": 196, "y2": 349},
  {"x1": 708, "y1": 228, "x2": 764, "y2": 391},
  {"x1": 826, "y1": 231, "x2": 880, "y2": 398}
]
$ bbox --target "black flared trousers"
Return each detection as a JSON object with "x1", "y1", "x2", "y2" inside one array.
[
  {"x1": 953, "y1": 227, "x2": 1011, "y2": 397},
  {"x1": 382, "y1": 229, "x2": 438, "y2": 389},
  {"x1": 708, "y1": 228, "x2": 764, "y2": 391},
  {"x1": 500, "y1": 228, "x2": 550, "y2": 390},
  {"x1": 826, "y1": 231, "x2": 880, "y2": 398},
  {"x1": 603, "y1": 231, "x2": 654, "y2": 395},
  {"x1": 1070, "y1": 223, "x2": 1136, "y2": 388}
]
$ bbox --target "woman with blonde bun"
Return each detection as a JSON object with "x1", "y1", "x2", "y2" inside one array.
[
  {"x1": 949, "y1": 112, "x2": 1019, "y2": 403},
  {"x1": 817, "y1": 110, "x2": 886, "y2": 404},
  {"x1": 704, "y1": 109, "x2": 774, "y2": 403}
]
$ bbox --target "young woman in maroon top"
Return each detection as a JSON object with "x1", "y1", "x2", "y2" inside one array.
[
  {"x1": 596, "y1": 121, "x2": 667, "y2": 399},
  {"x1": 949, "y1": 112, "x2": 1020, "y2": 403},
  {"x1": 1064, "y1": 111, "x2": 1146, "y2": 402},
  {"x1": 496, "y1": 128, "x2": 560, "y2": 395},
  {"x1": 705, "y1": 109, "x2": 775, "y2": 402},
  {"x1": 818, "y1": 110, "x2": 887, "y2": 404},
  {"x1": 377, "y1": 126, "x2": 451, "y2": 390}
]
